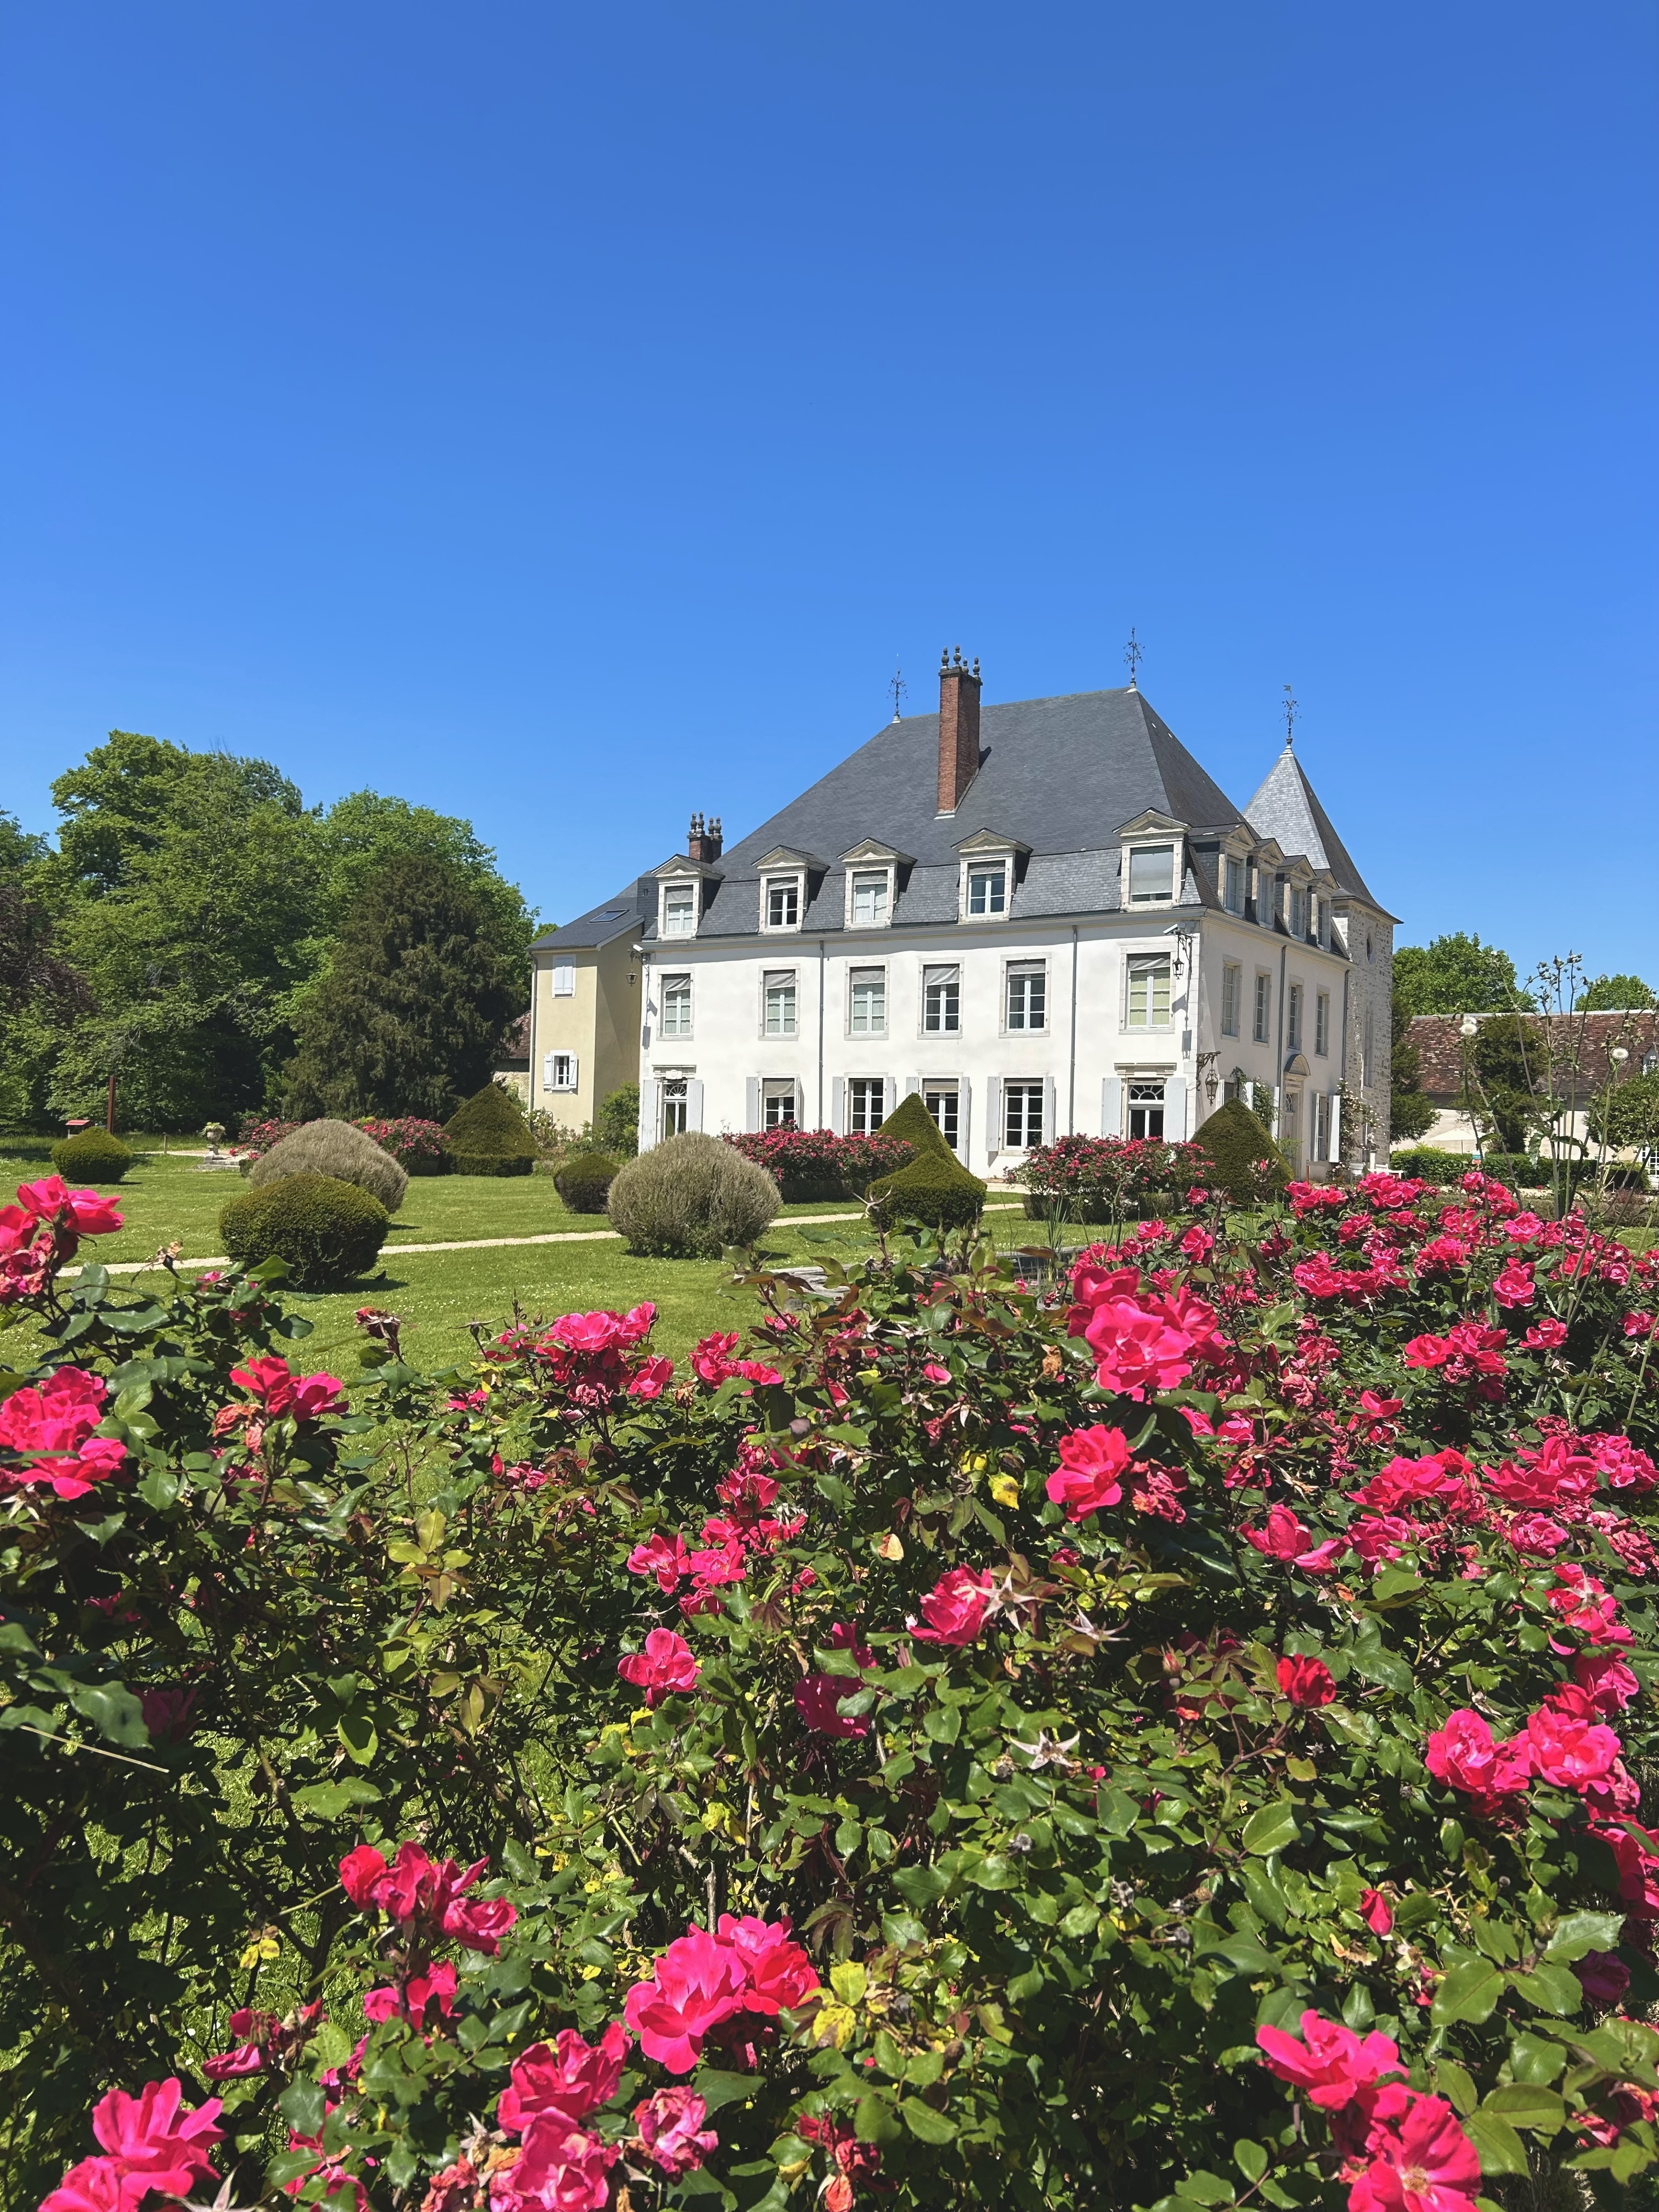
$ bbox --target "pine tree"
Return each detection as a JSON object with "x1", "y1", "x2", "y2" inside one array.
[{"x1": 281, "y1": 854, "x2": 525, "y2": 1120}]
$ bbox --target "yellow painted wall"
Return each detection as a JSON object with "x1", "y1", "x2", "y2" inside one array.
[{"x1": 528, "y1": 939, "x2": 641, "y2": 1130}]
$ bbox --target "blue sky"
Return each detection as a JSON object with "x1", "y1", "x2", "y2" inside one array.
[{"x1": 2, "y1": 2, "x2": 1654, "y2": 981}]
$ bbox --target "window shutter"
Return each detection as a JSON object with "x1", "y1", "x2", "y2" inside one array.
[
  {"x1": 744, "y1": 1076, "x2": 760, "y2": 1133},
  {"x1": 1164, "y1": 1075, "x2": 1187, "y2": 1141},
  {"x1": 1330, "y1": 1089, "x2": 1344, "y2": 1161},
  {"x1": 552, "y1": 961, "x2": 575, "y2": 996},
  {"x1": 793, "y1": 1078, "x2": 805, "y2": 1126},
  {"x1": 542, "y1": 1052, "x2": 556, "y2": 1090},
  {"x1": 903, "y1": 1075, "x2": 921, "y2": 1098},
  {"x1": 958, "y1": 1080, "x2": 972, "y2": 1166},
  {"x1": 640, "y1": 1081, "x2": 661, "y2": 1151},
  {"x1": 986, "y1": 1077, "x2": 1002, "y2": 1158},
  {"x1": 831, "y1": 1075, "x2": 845, "y2": 1133},
  {"x1": 1042, "y1": 1075, "x2": 1057, "y2": 1147},
  {"x1": 1101, "y1": 1075, "x2": 1121, "y2": 1137},
  {"x1": 883, "y1": 1076, "x2": 897, "y2": 1118},
  {"x1": 685, "y1": 1079, "x2": 704, "y2": 1132}
]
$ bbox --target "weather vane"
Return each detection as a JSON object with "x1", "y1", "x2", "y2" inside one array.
[
  {"x1": 889, "y1": 659, "x2": 907, "y2": 723},
  {"x1": 1124, "y1": 628, "x2": 1143, "y2": 689},
  {"x1": 1283, "y1": 683, "x2": 1299, "y2": 748}
]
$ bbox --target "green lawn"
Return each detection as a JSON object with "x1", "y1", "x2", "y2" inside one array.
[{"x1": 0, "y1": 1144, "x2": 1034, "y2": 1379}]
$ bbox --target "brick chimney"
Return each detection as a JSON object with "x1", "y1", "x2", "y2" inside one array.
[
  {"x1": 936, "y1": 647, "x2": 981, "y2": 814},
  {"x1": 687, "y1": 811, "x2": 723, "y2": 863}
]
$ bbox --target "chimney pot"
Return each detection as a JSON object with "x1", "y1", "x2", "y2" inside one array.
[{"x1": 936, "y1": 650, "x2": 983, "y2": 815}]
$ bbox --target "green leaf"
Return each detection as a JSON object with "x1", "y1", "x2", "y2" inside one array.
[
  {"x1": 137, "y1": 1465, "x2": 181, "y2": 1511},
  {"x1": 279, "y1": 2080, "x2": 326, "y2": 2136},
  {"x1": 336, "y1": 1711, "x2": 377, "y2": 1767},
  {"x1": 1435, "y1": 2062, "x2": 1477, "y2": 2116},
  {"x1": 1096, "y1": 1787, "x2": 1141, "y2": 1836},
  {"x1": 892, "y1": 1866, "x2": 949, "y2": 1909},
  {"x1": 1482, "y1": 2084, "x2": 1565, "y2": 2137},
  {"x1": 1173, "y1": 2172, "x2": 1237, "y2": 2205},
  {"x1": 854, "y1": 2093, "x2": 902, "y2": 2145},
  {"x1": 66, "y1": 1680, "x2": 148, "y2": 1748},
  {"x1": 1542, "y1": 1911, "x2": 1624, "y2": 1963},
  {"x1": 689, "y1": 2069, "x2": 756, "y2": 2115},
  {"x1": 1461, "y1": 2110, "x2": 1530, "y2": 2177},
  {"x1": 1431, "y1": 1957, "x2": 1508, "y2": 2026},
  {"x1": 293, "y1": 1778, "x2": 382, "y2": 1818},
  {"x1": 1509, "y1": 1960, "x2": 1582, "y2": 2017},
  {"x1": 1241, "y1": 1801, "x2": 1299, "y2": 1857},
  {"x1": 1233, "y1": 2141, "x2": 1268, "y2": 2185},
  {"x1": 1507, "y1": 2033, "x2": 1566, "y2": 2086},
  {"x1": 1346, "y1": 1618, "x2": 1414, "y2": 1694},
  {"x1": 900, "y1": 2099, "x2": 957, "y2": 2145}
]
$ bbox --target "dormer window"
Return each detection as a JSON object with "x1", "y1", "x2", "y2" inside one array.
[
  {"x1": 764, "y1": 876, "x2": 801, "y2": 930},
  {"x1": 661, "y1": 881, "x2": 697, "y2": 937},
  {"x1": 850, "y1": 870, "x2": 890, "y2": 926},
  {"x1": 1224, "y1": 856, "x2": 1245, "y2": 915},
  {"x1": 967, "y1": 863, "x2": 1007, "y2": 916},
  {"x1": 1128, "y1": 844, "x2": 1176, "y2": 904}
]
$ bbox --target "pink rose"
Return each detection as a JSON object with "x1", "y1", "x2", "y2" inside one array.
[
  {"x1": 794, "y1": 1673, "x2": 870, "y2": 1739},
  {"x1": 634, "y1": 2087, "x2": 718, "y2": 2177},
  {"x1": 1277, "y1": 1654, "x2": 1335, "y2": 1707},
  {"x1": 499, "y1": 2025, "x2": 629, "y2": 2136},
  {"x1": 617, "y1": 1628, "x2": 701, "y2": 1707},
  {"x1": 909, "y1": 1565, "x2": 995, "y2": 1646},
  {"x1": 1045, "y1": 1425, "x2": 1129, "y2": 1520},
  {"x1": 623, "y1": 1927, "x2": 748, "y2": 2072}
]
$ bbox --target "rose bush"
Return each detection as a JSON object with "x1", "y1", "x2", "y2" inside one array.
[
  {"x1": 1011, "y1": 1133, "x2": 1207, "y2": 1222},
  {"x1": 722, "y1": 1130, "x2": 912, "y2": 1202},
  {"x1": 3, "y1": 1164, "x2": 1659, "y2": 2212}
]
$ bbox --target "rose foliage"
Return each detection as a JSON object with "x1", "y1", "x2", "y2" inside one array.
[{"x1": 4, "y1": 1164, "x2": 1659, "y2": 2212}]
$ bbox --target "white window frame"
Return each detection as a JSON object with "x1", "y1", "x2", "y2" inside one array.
[
  {"x1": 848, "y1": 965, "x2": 888, "y2": 1038},
  {"x1": 551, "y1": 959, "x2": 575, "y2": 997},
  {"x1": 762, "y1": 1077, "x2": 799, "y2": 1131},
  {"x1": 923, "y1": 963, "x2": 961, "y2": 1036},
  {"x1": 763, "y1": 969, "x2": 798, "y2": 1040},
  {"x1": 1002, "y1": 1079, "x2": 1045, "y2": 1152},
  {"x1": 1314, "y1": 990, "x2": 1329, "y2": 1057},
  {"x1": 961, "y1": 857, "x2": 1011, "y2": 920},
  {"x1": 1223, "y1": 856, "x2": 1245, "y2": 916},
  {"x1": 1314, "y1": 1090, "x2": 1332, "y2": 1163},
  {"x1": 1221, "y1": 961, "x2": 1242, "y2": 1039},
  {"x1": 761, "y1": 873, "x2": 804, "y2": 933},
  {"x1": 1003, "y1": 960, "x2": 1048, "y2": 1036},
  {"x1": 658, "y1": 973, "x2": 693, "y2": 1041},
  {"x1": 545, "y1": 1051, "x2": 578, "y2": 1093},
  {"x1": 659, "y1": 878, "x2": 698, "y2": 938},
  {"x1": 845, "y1": 1075, "x2": 885, "y2": 1136},
  {"x1": 1287, "y1": 981, "x2": 1304, "y2": 1053},
  {"x1": 1252, "y1": 970, "x2": 1272, "y2": 1045},
  {"x1": 661, "y1": 1079, "x2": 690, "y2": 1139},
  {"x1": 1126, "y1": 842, "x2": 1178, "y2": 907},
  {"x1": 922, "y1": 1080, "x2": 961, "y2": 1152},
  {"x1": 847, "y1": 866, "x2": 894, "y2": 929},
  {"x1": 1124, "y1": 953, "x2": 1173, "y2": 1032},
  {"x1": 1126, "y1": 1078, "x2": 1166, "y2": 1139}
]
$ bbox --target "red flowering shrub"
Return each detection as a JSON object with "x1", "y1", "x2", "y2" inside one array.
[
  {"x1": 1011, "y1": 1131, "x2": 1207, "y2": 1220},
  {"x1": 234, "y1": 1118, "x2": 303, "y2": 1160},
  {"x1": 7, "y1": 1161, "x2": 1659, "y2": 2212},
  {"x1": 353, "y1": 1118, "x2": 452, "y2": 1174},
  {"x1": 723, "y1": 1127, "x2": 912, "y2": 1200}
]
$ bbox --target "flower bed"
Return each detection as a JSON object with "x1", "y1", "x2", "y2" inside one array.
[
  {"x1": 724, "y1": 1126, "x2": 913, "y2": 1201},
  {"x1": 354, "y1": 1116, "x2": 452, "y2": 1173},
  {"x1": 5, "y1": 1164, "x2": 1659, "y2": 2212},
  {"x1": 1010, "y1": 1131, "x2": 1208, "y2": 1218}
]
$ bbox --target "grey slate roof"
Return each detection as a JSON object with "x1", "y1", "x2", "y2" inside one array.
[
  {"x1": 1245, "y1": 745, "x2": 1382, "y2": 909},
  {"x1": 539, "y1": 686, "x2": 1378, "y2": 947}
]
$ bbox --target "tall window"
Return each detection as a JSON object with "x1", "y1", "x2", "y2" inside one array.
[
  {"x1": 1128, "y1": 844, "x2": 1175, "y2": 904},
  {"x1": 849, "y1": 968, "x2": 887, "y2": 1036},
  {"x1": 763, "y1": 1079, "x2": 798, "y2": 1131},
  {"x1": 1252, "y1": 972, "x2": 1272, "y2": 1044},
  {"x1": 1221, "y1": 962, "x2": 1242, "y2": 1038},
  {"x1": 1125, "y1": 955, "x2": 1171, "y2": 1029},
  {"x1": 659, "y1": 974, "x2": 692, "y2": 1039},
  {"x1": 546, "y1": 1052, "x2": 577, "y2": 1093},
  {"x1": 1280, "y1": 1091, "x2": 1300, "y2": 1160},
  {"x1": 967, "y1": 864, "x2": 1006, "y2": 916},
  {"x1": 1315, "y1": 991, "x2": 1329, "y2": 1057},
  {"x1": 1314, "y1": 1091, "x2": 1331, "y2": 1163},
  {"x1": 1003, "y1": 1081, "x2": 1044, "y2": 1149},
  {"x1": 1290, "y1": 888, "x2": 1308, "y2": 940},
  {"x1": 924, "y1": 1082, "x2": 960, "y2": 1151},
  {"x1": 1287, "y1": 983, "x2": 1304, "y2": 1052},
  {"x1": 765, "y1": 877, "x2": 800, "y2": 929},
  {"x1": 1127, "y1": 1080, "x2": 1165, "y2": 1139},
  {"x1": 662, "y1": 1080, "x2": 689, "y2": 1138},
  {"x1": 764, "y1": 971, "x2": 797, "y2": 1037},
  {"x1": 923, "y1": 964, "x2": 960, "y2": 1035},
  {"x1": 1005, "y1": 962, "x2": 1046, "y2": 1032},
  {"x1": 847, "y1": 1077, "x2": 885, "y2": 1135},
  {"x1": 662, "y1": 883, "x2": 696, "y2": 937},
  {"x1": 851, "y1": 871, "x2": 889, "y2": 925},
  {"x1": 1223, "y1": 856, "x2": 1245, "y2": 915}
]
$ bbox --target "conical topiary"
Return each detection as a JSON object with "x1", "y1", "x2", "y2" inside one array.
[
  {"x1": 877, "y1": 1089, "x2": 955, "y2": 1161},
  {"x1": 443, "y1": 1081, "x2": 537, "y2": 1177},
  {"x1": 868, "y1": 1090, "x2": 986, "y2": 1232},
  {"x1": 1190, "y1": 1096, "x2": 1289, "y2": 1204}
]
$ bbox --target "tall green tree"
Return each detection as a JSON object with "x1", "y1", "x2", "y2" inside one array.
[
  {"x1": 0, "y1": 813, "x2": 88, "y2": 1131},
  {"x1": 1581, "y1": 972, "x2": 1655, "y2": 1011},
  {"x1": 1391, "y1": 931, "x2": 1530, "y2": 1017},
  {"x1": 281, "y1": 852, "x2": 528, "y2": 1120}
]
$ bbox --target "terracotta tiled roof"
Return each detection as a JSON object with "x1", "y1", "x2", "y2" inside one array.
[
  {"x1": 1408, "y1": 1011, "x2": 1659, "y2": 1101},
  {"x1": 496, "y1": 1012, "x2": 531, "y2": 1066}
]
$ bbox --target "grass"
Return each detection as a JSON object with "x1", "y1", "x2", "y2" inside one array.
[{"x1": 0, "y1": 1143, "x2": 1040, "y2": 1379}]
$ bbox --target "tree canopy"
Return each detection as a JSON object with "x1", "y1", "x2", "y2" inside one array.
[
  {"x1": 1581, "y1": 972, "x2": 1656, "y2": 1012},
  {"x1": 1391, "y1": 931, "x2": 1528, "y2": 1018}
]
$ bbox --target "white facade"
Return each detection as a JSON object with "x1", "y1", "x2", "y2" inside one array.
[{"x1": 636, "y1": 875, "x2": 1383, "y2": 1179}]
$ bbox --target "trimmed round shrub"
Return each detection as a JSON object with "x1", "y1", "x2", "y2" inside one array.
[
  {"x1": 868, "y1": 1154, "x2": 988, "y2": 1234},
  {"x1": 250, "y1": 1119, "x2": 408, "y2": 1214},
  {"x1": 444, "y1": 1082, "x2": 537, "y2": 1177},
  {"x1": 554, "y1": 1150, "x2": 620, "y2": 1215},
  {"x1": 1386, "y1": 1146, "x2": 1468, "y2": 1187},
  {"x1": 606, "y1": 1132, "x2": 779, "y2": 1257},
  {"x1": 219, "y1": 1172, "x2": 390, "y2": 1289},
  {"x1": 1189, "y1": 1096, "x2": 1289, "y2": 1203},
  {"x1": 878, "y1": 1089, "x2": 955, "y2": 1160},
  {"x1": 50, "y1": 1130, "x2": 133, "y2": 1184}
]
